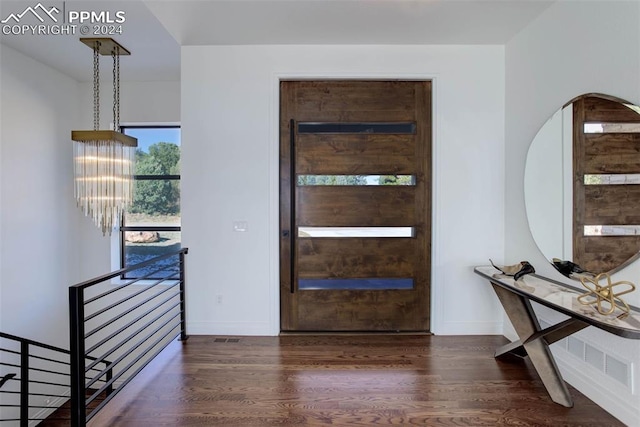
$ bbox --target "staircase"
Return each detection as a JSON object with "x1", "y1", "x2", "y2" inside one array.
[
  {"x1": 37, "y1": 389, "x2": 109, "y2": 427},
  {"x1": 1, "y1": 247, "x2": 189, "y2": 426}
]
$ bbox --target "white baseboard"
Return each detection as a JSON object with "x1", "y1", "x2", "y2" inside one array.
[
  {"x1": 187, "y1": 321, "x2": 504, "y2": 336},
  {"x1": 187, "y1": 321, "x2": 274, "y2": 336},
  {"x1": 434, "y1": 320, "x2": 503, "y2": 335}
]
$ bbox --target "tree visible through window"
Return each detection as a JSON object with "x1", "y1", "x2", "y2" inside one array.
[{"x1": 120, "y1": 126, "x2": 181, "y2": 278}]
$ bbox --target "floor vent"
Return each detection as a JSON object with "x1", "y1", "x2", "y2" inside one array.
[
  {"x1": 214, "y1": 338, "x2": 240, "y2": 343},
  {"x1": 605, "y1": 354, "x2": 630, "y2": 387},
  {"x1": 563, "y1": 334, "x2": 632, "y2": 389},
  {"x1": 567, "y1": 336, "x2": 584, "y2": 359},
  {"x1": 585, "y1": 343, "x2": 605, "y2": 371}
]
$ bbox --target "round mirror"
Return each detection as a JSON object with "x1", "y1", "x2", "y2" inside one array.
[{"x1": 524, "y1": 93, "x2": 640, "y2": 276}]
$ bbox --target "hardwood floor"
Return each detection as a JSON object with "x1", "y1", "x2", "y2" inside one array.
[{"x1": 88, "y1": 335, "x2": 624, "y2": 426}]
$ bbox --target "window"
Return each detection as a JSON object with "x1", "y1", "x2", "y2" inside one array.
[{"x1": 120, "y1": 126, "x2": 181, "y2": 278}]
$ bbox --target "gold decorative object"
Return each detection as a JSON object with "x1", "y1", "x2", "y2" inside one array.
[
  {"x1": 71, "y1": 38, "x2": 137, "y2": 235},
  {"x1": 578, "y1": 273, "x2": 636, "y2": 315}
]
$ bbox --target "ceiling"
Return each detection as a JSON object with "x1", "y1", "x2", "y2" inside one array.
[
  {"x1": 0, "y1": 0, "x2": 181, "y2": 81},
  {"x1": 0, "y1": 0, "x2": 554, "y2": 82},
  {"x1": 146, "y1": 0, "x2": 554, "y2": 46}
]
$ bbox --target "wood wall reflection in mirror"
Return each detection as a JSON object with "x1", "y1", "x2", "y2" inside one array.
[{"x1": 573, "y1": 94, "x2": 640, "y2": 274}]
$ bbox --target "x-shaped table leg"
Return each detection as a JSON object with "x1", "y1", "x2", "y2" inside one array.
[{"x1": 491, "y1": 283, "x2": 589, "y2": 407}]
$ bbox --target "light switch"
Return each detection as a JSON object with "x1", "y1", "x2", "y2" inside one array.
[{"x1": 233, "y1": 221, "x2": 248, "y2": 232}]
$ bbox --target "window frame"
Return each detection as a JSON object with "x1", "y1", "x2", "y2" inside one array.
[{"x1": 119, "y1": 124, "x2": 181, "y2": 280}]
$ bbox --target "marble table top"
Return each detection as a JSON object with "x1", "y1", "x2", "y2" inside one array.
[{"x1": 474, "y1": 265, "x2": 640, "y2": 339}]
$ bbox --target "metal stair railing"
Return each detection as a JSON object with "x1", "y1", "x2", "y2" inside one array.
[
  {"x1": 0, "y1": 332, "x2": 112, "y2": 426},
  {"x1": 69, "y1": 247, "x2": 189, "y2": 427}
]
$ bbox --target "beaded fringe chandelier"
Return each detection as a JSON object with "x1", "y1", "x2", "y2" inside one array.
[{"x1": 71, "y1": 38, "x2": 137, "y2": 236}]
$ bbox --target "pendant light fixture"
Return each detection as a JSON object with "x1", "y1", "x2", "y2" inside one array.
[{"x1": 71, "y1": 38, "x2": 137, "y2": 235}]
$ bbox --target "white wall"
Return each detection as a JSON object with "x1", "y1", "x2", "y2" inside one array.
[
  {"x1": 0, "y1": 44, "x2": 81, "y2": 345},
  {"x1": 505, "y1": 1, "x2": 640, "y2": 424},
  {"x1": 181, "y1": 44, "x2": 506, "y2": 336}
]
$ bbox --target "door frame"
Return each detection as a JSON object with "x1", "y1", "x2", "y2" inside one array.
[{"x1": 267, "y1": 73, "x2": 442, "y2": 335}]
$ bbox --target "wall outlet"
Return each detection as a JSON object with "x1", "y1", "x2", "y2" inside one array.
[
  {"x1": 233, "y1": 221, "x2": 248, "y2": 232},
  {"x1": 216, "y1": 295, "x2": 223, "y2": 305}
]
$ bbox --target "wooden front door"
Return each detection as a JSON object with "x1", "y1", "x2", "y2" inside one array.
[
  {"x1": 280, "y1": 80, "x2": 432, "y2": 332},
  {"x1": 572, "y1": 95, "x2": 640, "y2": 274}
]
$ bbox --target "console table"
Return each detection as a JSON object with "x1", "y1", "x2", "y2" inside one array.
[{"x1": 474, "y1": 266, "x2": 640, "y2": 407}]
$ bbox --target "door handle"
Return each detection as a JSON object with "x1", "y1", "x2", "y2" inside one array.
[{"x1": 290, "y1": 119, "x2": 296, "y2": 294}]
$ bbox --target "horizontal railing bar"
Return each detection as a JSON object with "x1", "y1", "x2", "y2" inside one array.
[
  {"x1": 85, "y1": 263, "x2": 181, "y2": 305},
  {"x1": 71, "y1": 248, "x2": 188, "y2": 291},
  {"x1": 0, "y1": 332, "x2": 70, "y2": 354},
  {"x1": 22, "y1": 366, "x2": 70, "y2": 377},
  {"x1": 28, "y1": 354, "x2": 69, "y2": 366},
  {"x1": 13, "y1": 370, "x2": 104, "y2": 383},
  {"x1": 86, "y1": 316, "x2": 181, "y2": 391},
  {"x1": 21, "y1": 379, "x2": 69, "y2": 388},
  {"x1": 86, "y1": 305, "x2": 181, "y2": 372},
  {"x1": 2, "y1": 349, "x2": 70, "y2": 369},
  {"x1": 0, "y1": 342, "x2": 106, "y2": 365},
  {"x1": 85, "y1": 273, "x2": 179, "y2": 321},
  {"x1": 0, "y1": 403, "x2": 67, "y2": 410},
  {"x1": 85, "y1": 287, "x2": 180, "y2": 339},
  {"x1": 1, "y1": 362, "x2": 20, "y2": 369},
  {"x1": 1, "y1": 362, "x2": 69, "y2": 378},
  {"x1": 86, "y1": 328, "x2": 180, "y2": 412},
  {"x1": 86, "y1": 296, "x2": 181, "y2": 356},
  {"x1": 1, "y1": 390, "x2": 68, "y2": 398}
]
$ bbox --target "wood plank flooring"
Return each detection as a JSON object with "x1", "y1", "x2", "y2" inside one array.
[{"x1": 88, "y1": 335, "x2": 624, "y2": 426}]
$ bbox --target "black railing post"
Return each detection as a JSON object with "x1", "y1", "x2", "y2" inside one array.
[
  {"x1": 20, "y1": 341, "x2": 28, "y2": 427},
  {"x1": 105, "y1": 362, "x2": 114, "y2": 396},
  {"x1": 179, "y1": 249, "x2": 189, "y2": 341},
  {"x1": 69, "y1": 286, "x2": 86, "y2": 427}
]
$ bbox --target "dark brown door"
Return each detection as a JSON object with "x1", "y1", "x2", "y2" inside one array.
[
  {"x1": 280, "y1": 80, "x2": 432, "y2": 332},
  {"x1": 573, "y1": 95, "x2": 640, "y2": 274}
]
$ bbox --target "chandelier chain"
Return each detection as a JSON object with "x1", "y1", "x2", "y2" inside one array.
[
  {"x1": 93, "y1": 41, "x2": 100, "y2": 131},
  {"x1": 117, "y1": 47, "x2": 121, "y2": 131},
  {"x1": 112, "y1": 46, "x2": 121, "y2": 132}
]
